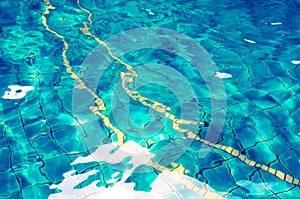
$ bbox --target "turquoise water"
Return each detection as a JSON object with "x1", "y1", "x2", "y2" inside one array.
[{"x1": 1, "y1": 0, "x2": 300, "y2": 198}]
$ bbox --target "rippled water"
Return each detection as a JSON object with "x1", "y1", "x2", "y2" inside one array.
[{"x1": 1, "y1": 0, "x2": 300, "y2": 198}]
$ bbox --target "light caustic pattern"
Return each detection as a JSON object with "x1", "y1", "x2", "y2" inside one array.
[
  {"x1": 41, "y1": 1, "x2": 300, "y2": 195},
  {"x1": 42, "y1": 0, "x2": 126, "y2": 146},
  {"x1": 77, "y1": 7, "x2": 205, "y2": 128},
  {"x1": 75, "y1": 0, "x2": 300, "y2": 187},
  {"x1": 42, "y1": 0, "x2": 208, "y2": 196},
  {"x1": 42, "y1": 1, "x2": 217, "y2": 197}
]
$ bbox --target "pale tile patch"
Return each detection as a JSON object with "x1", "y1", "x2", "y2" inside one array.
[
  {"x1": 215, "y1": 72, "x2": 232, "y2": 79},
  {"x1": 2, "y1": 85, "x2": 34, "y2": 100},
  {"x1": 111, "y1": 172, "x2": 120, "y2": 178},
  {"x1": 270, "y1": 22, "x2": 282, "y2": 25},
  {"x1": 105, "y1": 179, "x2": 118, "y2": 184},
  {"x1": 235, "y1": 180, "x2": 279, "y2": 196},
  {"x1": 71, "y1": 119, "x2": 88, "y2": 126},
  {"x1": 146, "y1": 8, "x2": 155, "y2": 15},
  {"x1": 49, "y1": 141, "x2": 227, "y2": 199},
  {"x1": 291, "y1": 60, "x2": 300, "y2": 65},
  {"x1": 244, "y1": 39, "x2": 256, "y2": 44}
]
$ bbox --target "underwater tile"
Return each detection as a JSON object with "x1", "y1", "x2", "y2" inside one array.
[
  {"x1": 0, "y1": 170, "x2": 20, "y2": 196},
  {"x1": 17, "y1": 98, "x2": 41, "y2": 116},
  {"x1": 1, "y1": 0, "x2": 300, "y2": 198},
  {"x1": 266, "y1": 135, "x2": 292, "y2": 156},
  {"x1": 251, "y1": 111, "x2": 278, "y2": 140},
  {"x1": 268, "y1": 90, "x2": 293, "y2": 104},
  {"x1": 0, "y1": 100, "x2": 19, "y2": 116},
  {"x1": 0, "y1": 147, "x2": 10, "y2": 171},
  {"x1": 265, "y1": 106, "x2": 295, "y2": 128},
  {"x1": 15, "y1": 162, "x2": 49, "y2": 189},
  {"x1": 0, "y1": 191, "x2": 22, "y2": 199},
  {"x1": 24, "y1": 120, "x2": 50, "y2": 140},
  {"x1": 245, "y1": 142, "x2": 276, "y2": 165},
  {"x1": 22, "y1": 184, "x2": 55, "y2": 199},
  {"x1": 3, "y1": 116, "x2": 24, "y2": 131},
  {"x1": 225, "y1": 187, "x2": 247, "y2": 199},
  {"x1": 0, "y1": 125, "x2": 7, "y2": 141},
  {"x1": 229, "y1": 91, "x2": 249, "y2": 103},
  {"x1": 41, "y1": 155, "x2": 73, "y2": 183},
  {"x1": 218, "y1": 131, "x2": 244, "y2": 150},
  {"x1": 46, "y1": 113, "x2": 77, "y2": 131},
  {"x1": 251, "y1": 95, "x2": 279, "y2": 110},
  {"x1": 276, "y1": 187, "x2": 300, "y2": 199},
  {"x1": 277, "y1": 76, "x2": 298, "y2": 88},
  {"x1": 202, "y1": 163, "x2": 237, "y2": 193},
  {"x1": 278, "y1": 149, "x2": 300, "y2": 177},
  {"x1": 5, "y1": 127, "x2": 28, "y2": 146},
  {"x1": 234, "y1": 123, "x2": 263, "y2": 149},
  {"x1": 226, "y1": 103, "x2": 248, "y2": 129},
  {"x1": 31, "y1": 134, "x2": 67, "y2": 159},
  {"x1": 226, "y1": 157, "x2": 256, "y2": 183},
  {"x1": 281, "y1": 97, "x2": 299, "y2": 114},
  {"x1": 262, "y1": 194, "x2": 281, "y2": 199},
  {"x1": 10, "y1": 142, "x2": 37, "y2": 169},
  {"x1": 127, "y1": 165, "x2": 158, "y2": 192},
  {"x1": 237, "y1": 171, "x2": 274, "y2": 198},
  {"x1": 74, "y1": 167, "x2": 104, "y2": 190},
  {"x1": 254, "y1": 78, "x2": 285, "y2": 93},
  {"x1": 22, "y1": 108, "x2": 45, "y2": 126},
  {"x1": 278, "y1": 128, "x2": 300, "y2": 149},
  {"x1": 259, "y1": 167, "x2": 294, "y2": 194},
  {"x1": 265, "y1": 61, "x2": 288, "y2": 77},
  {"x1": 242, "y1": 88, "x2": 268, "y2": 100}
]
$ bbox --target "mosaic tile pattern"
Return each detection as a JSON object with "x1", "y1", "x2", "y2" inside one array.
[{"x1": 1, "y1": 0, "x2": 300, "y2": 198}]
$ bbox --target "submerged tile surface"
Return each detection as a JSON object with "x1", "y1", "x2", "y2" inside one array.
[{"x1": 0, "y1": 0, "x2": 300, "y2": 198}]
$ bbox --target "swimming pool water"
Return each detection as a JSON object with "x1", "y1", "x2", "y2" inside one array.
[{"x1": 1, "y1": 0, "x2": 300, "y2": 198}]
